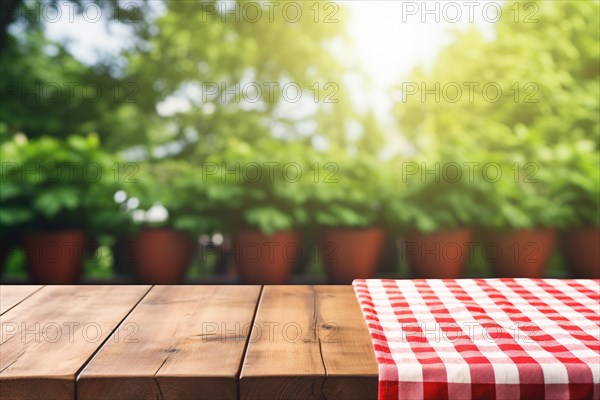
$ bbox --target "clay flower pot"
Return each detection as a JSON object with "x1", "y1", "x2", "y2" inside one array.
[
  {"x1": 405, "y1": 228, "x2": 472, "y2": 279},
  {"x1": 320, "y1": 228, "x2": 385, "y2": 284},
  {"x1": 560, "y1": 227, "x2": 600, "y2": 278},
  {"x1": 233, "y1": 230, "x2": 300, "y2": 284},
  {"x1": 484, "y1": 228, "x2": 556, "y2": 278},
  {"x1": 22, "y1": 230, "x2": 87, "y2": 284},
  {"x1": 133, "y1": 228, "x2": 194, "y2": 284}
]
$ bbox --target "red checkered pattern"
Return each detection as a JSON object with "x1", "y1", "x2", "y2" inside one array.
[{"x1": 353, "y1": 279, "x2": 600, "y2": 400}]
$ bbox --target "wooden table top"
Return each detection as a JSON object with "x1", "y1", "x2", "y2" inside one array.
[{"x1": 0, "y1": 285, "x2": 378, "y2": 400}]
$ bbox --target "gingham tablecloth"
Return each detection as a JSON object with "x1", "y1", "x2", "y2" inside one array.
[{"x1": 353, "y1": 279, "x2": 600, "y2": 400}]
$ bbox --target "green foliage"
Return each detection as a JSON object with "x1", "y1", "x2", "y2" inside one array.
[
  {"x1": 476, "y1": 159, "x2": 571, "y2": 230},
  {"x1": 393, "y1": 0, "x2": 599, "y2": 229},
  {"x1": 201, "y1": 140, "x2": 388, "y2": 232},
  {"x1": 1, "y1": 0, "x2": 597, "y2": 244},
  {"x1": 469, "y1": 125, "x2": 577, "y2": 230},
  {"x1": 1, "y1": 1, "x2": 357, "y2": 155},
  {"x1": 384, "y1": 159, "x2": 487, "y2": 233},
  {"x1": 395, "y1": 1, "x2": 599, "y2": 152},
  {"x1": 133, "y1": 0, "x2": 354, "y2": 153},
  {"x1": 0, "y1": 133, "x2": 127, "y2": 235},
  {"x1": 303, "y1": 149, "x2": 386, "y2": 228},
  {"x1": 551, "y1": 140, "x2": 600, "y2": 227},
  {"x1": 125, "y1": 160, "x2": 219, "y2": 234},
  {"x1": 202, "y1": 139, "x2": 311, "y2": 234},
  {"x1": 0, "y1": 28, "x2": 147, "y2": 151}
]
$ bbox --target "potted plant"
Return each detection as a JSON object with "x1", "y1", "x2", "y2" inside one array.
[
  {"x1": 387, "y1": 161, "x2": 482, "y2": 279},
  {"x1": 305, "y1": 152, "x2": 385, "y2": 284},
  {"x1": 1, "y1": 134, "x2": 116, "y2": 283},
  {"x1": 552, "y1": 142, "x2": 600, "y2": 278},
  {"x1": 478, "y1": 156, "x2": 567, "y2": 278},
  {"x1": 124, "y1": 160, "x2": 214, "y2": 284},
  {"x1": 204, "y1": 140, "x2": 306, "y2": 284}
]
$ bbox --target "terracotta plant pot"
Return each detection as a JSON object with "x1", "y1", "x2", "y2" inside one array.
[
  {"x1": 133, "y1": 229, "x2": 194, "y2": 284},
  {"x1": 320, "y1": 228, "x2": 385, "y2": 284},
  {"x1": 560, "y1": 227, "x2": 600, "y2": 278},
  {"x1": 405, "y1": 229, "x2": 473, "y2": 279},
  {"x1": 233, "y1": 230, "x2": 300, "y2": 284},
  {"x1": 23, "y1": 230, "x2": 86, "y2": 284},
  {"x1": 484, "y1": 229, "x2": 556, "y2": 278}
]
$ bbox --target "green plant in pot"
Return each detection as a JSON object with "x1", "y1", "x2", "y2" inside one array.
[
  {"x1": 125, "y1": 160, "x2": 214, "y2": 285},
  {"x1": 387, "y1": 159, "x2": 484, "y2": 279},
  {"x1": 552, "y1": 141, "x2": 600, "y2": 278},
  {"x1": 0, "y1": 134, "x2": 115, "y2": 283},
  {"x1": 305, "y1": 151, "x2": 386, "y2": 284},
  {"x1": 204, "y1": 140, "x2": 307, "y2": 284},
  {"x1": 478, "y1": 152, "x2": 568, "y2": 278}
]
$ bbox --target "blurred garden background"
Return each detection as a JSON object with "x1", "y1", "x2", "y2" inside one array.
[{"x1": 0, "y1": 0, "x2": 598, "y2": 284}]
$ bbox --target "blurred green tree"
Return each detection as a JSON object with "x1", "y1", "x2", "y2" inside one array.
[
  {"x1": 393, "y1": 0, "x2": 599, "y2": 157},
  {"x1": 127, "y1": 0, "x2": 355, "y2": 157},
  {"x1": 0, "y1": 0, "x2": 153, "y2": 149},
  {"x1": 1, "y1": 0, "x2": 358, "y2": 156},
  {"x1": 391, "y1": 0, "x2": 599, "y2": 231}
]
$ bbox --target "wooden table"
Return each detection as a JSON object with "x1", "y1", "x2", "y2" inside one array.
[{"x1": 0, "y1": 285, "x2": 378, "y2": 400}]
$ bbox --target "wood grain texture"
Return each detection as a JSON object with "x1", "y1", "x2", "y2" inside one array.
[
  {"x1": 77, "y1": 285, "x2": 261, "y2": 400},
  {"x1": 0, "y1": 285, "x2": 43, "y2": 315},
  {"x1": 240, "y1": 286, "x2": 378, "y2": 400},
  {"x1": 316, "y1": 286, "x2": 378, "y2": 400},
  {"x1": 241, "y1": 286, "x2": 325, "y2": 400},
  {"x1": 0, "y1": 285, "x2": 150, "y2": 400}
]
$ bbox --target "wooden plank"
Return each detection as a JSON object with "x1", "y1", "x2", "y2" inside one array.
[
  {"x1": 241, "y1": 286, "x2": 325, "y2": 400},
  {"x1": 240, "y1": 286, "x2": 378, "y2": 400},
  {"x1": 0, "y1": 285, "x2": 150, "y2": 400},
  {"x1": 316, "y1": 286, "x2": 378, "y2": 400},
  {"x1": 0, "y1": 286, "x2": 43, "y2": 315},
  {"x1": 77, "y1": 285, "x2": 261, "y2": 400}
]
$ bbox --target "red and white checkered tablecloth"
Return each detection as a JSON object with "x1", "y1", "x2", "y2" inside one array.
[{"x1": 353, "y1": 279, "x2": 600, "y2": 400}]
